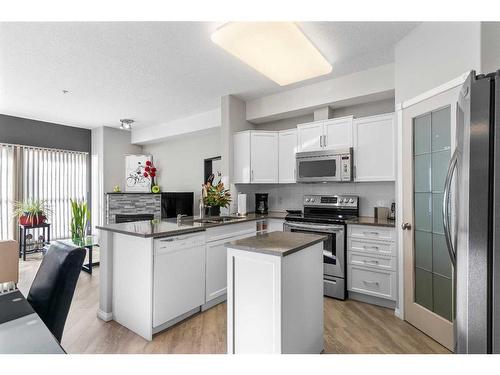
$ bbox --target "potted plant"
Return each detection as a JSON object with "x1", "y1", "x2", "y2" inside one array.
[
  {"x1": 14, "y1": 199, "x2": 52, "y2": 226},
  {"x1": 70, "y1": 199, "x2": 90, "y2": 240},
  {"x1": 202, "y1": 178, "x2": 231, "y2": 217}
]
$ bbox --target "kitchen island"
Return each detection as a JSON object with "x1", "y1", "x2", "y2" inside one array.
[
  {"x1": 96, "y1": 213, "x2": 286, "y2": 341},
  {"x1": 226, "y1": 231, "x2": 326, "y2": 354}
]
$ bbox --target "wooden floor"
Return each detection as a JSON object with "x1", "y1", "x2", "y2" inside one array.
[{"x1": 18, "y1": 254, "x2": 449, "y2": 354}]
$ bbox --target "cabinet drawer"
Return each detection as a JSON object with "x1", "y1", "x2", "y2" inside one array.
[
  {"x1": 347, "y1": 251, "x2": 395, "y2": 271},
  {"x1": 347, "y1": 238, "x2": 395, "y2": 257},
  {"x1": 348, "y1": 225, "x2": 395, "y2": 242},
  {"x1": 206, "y1": 221, "x2": 256, "y2": 242},
  {"x1": 347, "y1": 265, "x2": 396, "y2": 300}
]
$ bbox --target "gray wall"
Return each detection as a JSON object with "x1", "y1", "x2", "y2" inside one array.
[
  {"x1": 0, "y1": 114, "x2": 91, "y2": 152},
  {"x1": 481, "y1": 22, "x2": 500, "y2": 74},
  {"x1": 395, "y1": 22, "x2": 481, "y2": 104},
  {"x1": 331, "y1": 98, "x2": 395, "y2": 118},
  {"x1": 142, "y1": 127, "x2": 222, "y2": 215},
  {"x1": 255, "y1": 114, "x2": 314, "y2": 131},
  {"x1": 0, "y1": 113, "x2": 92, "y2": 207},
  {"x1": 253, "y1": 98, "x2": 394, "y2": 132},
  {"x1": 91, "y1": 126, "x2": 143, "y2": 230}
]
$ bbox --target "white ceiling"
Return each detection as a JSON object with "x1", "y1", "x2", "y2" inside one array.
[{"x1": 0, "y1": 22, "x2": 419, "y2": 129}]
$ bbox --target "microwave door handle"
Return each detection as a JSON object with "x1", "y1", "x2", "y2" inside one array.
[{"x1": 443, "y1": 148, "x2": 458, "y2": 266}]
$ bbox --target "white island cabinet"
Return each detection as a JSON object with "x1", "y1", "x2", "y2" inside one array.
[
  {"x1": 226, "y1": 231, "x2": 325, "y2": 354},
  {"x1": 97, "y1": 219, "x2": 258, "y2": 341}
]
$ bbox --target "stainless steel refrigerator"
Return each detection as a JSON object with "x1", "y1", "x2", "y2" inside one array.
[{"x1": 448, "y1": 70, "x2": 500, "y2": 353}]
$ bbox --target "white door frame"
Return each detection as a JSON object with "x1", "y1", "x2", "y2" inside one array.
[{"x1": 394, "y1": 71, "x2": 470, "y2": 320}]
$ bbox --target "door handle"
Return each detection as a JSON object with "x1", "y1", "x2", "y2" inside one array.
[
  {"x1": 443, "y1": 148, "x2": 458, "y2": 266},
  {"x1": 401, "y1": 223, "x2": 412, "y2": 230}
]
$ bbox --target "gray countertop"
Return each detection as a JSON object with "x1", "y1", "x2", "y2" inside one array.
[
  {"x1": 346, "y1": 216, "x2": 396, "y2": 228},
  {"x1": 225, "y1": 231, "x2": 327, "y2": 257},
  {"x1": 96, "y1": 211, "x2": 287, "y2": 238}
]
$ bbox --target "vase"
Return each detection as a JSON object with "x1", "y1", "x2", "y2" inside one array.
[
  {"x1": 205, "y1": 206, "x2": 220, "y2": 217},
  {"x1": 19, "y1": 213, "x2": 46, "y2": 226}
]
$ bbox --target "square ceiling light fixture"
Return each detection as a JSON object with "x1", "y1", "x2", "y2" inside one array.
[{"x1": 211, "y1": 22, "x2": 332, "y2": 86}]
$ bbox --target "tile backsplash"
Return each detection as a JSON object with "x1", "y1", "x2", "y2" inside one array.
[{"x1": 232, "y1": 182, "x2": 395, "y2": 217}]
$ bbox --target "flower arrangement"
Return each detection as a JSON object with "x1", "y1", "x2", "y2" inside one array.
[
  {"x1": 13, "y1": 199, "x2": 52, "y2": 226},
  {"x1": 142, "y1": 160, "x2": 160, "y2": 193},
  {"x1": 202, "y1": 176, "x2": 231, "y2": 216}
]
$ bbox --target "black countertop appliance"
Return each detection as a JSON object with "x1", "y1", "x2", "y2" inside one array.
[
  {"x1": 161, "y1": 192, "x2": 194, "y2": 218},
  {"x1": 255, "y1": 193, "x2": 269, "y2": 214}
]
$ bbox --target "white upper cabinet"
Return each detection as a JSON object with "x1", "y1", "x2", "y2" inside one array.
[
  {"x1": 297, "y1": 121, "x2": 324, "y2": 152},
  {"x1": 353, "y1": 113, "x2": 396, "y2": 182},
  {"x1": 233, "y1": 131, "x2": 251, "y2": 183},
  {"x1": 250, "y1": 131, "x2": 279, "y2": 183},
  {"x1": 278, "y1": 129, "x2": 298, "y2": 183},
  {"x1": 324, "y1": 116, "x2": 353, "y2": 149}
]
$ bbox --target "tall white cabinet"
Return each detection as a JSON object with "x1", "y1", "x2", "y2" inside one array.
[
  {"x1": 353, "y1": 113, "x2": 395, "y2": 182},
  {"x1": 250, "y1": 131, "x2": 279, "y2": 183},
  {"x1": 278, "y1": 129, "x2": 297, "y2": 183}
]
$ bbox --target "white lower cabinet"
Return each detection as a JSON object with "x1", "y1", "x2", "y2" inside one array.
[
  {"x1": 347, "y1": 224, "x2": 397, "y2": 303},
  {"x1": 347, "y1": 265, "x2": 396, "y2": 300},
  {"x1": 205, "y1": 221, "x2": 256, "y2": 304},
  {"x1": 153, "y1": 233, "x2": 206, "y2": 328}
]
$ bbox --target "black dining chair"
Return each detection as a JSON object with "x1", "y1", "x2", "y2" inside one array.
[{"x1": 27, "y1": 242, "x2": 85, "y2": 342}]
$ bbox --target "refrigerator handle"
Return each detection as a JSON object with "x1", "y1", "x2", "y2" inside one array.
[{"x1": 443, "y1": 148, "x2": 458, "y2": 266}]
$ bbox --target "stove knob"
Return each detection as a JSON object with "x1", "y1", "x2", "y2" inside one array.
[
  {"x1": 311, "y1": 198, "x2": 315, "y2": 203},
  {"x1": 349, "y1": 198, "x2": 354, "y2": 203},
  {"x1": 305, "y1": 198, "x2": 310, "y2": 202},
  {"x1": 339, "y1": 198, "x2": 344, "y2": 203}
]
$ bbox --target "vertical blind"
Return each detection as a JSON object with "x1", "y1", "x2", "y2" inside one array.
[
  {"x1": 0, "y1": 145, "x2": 15, "y2": 240},
  {"x1": 0, "y1": 143, "x2": 88, "y2": 240}
]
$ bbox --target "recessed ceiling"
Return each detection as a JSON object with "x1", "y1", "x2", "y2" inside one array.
[{"x1": 0, "y1": 22, "x2": 419, "y2": 129}]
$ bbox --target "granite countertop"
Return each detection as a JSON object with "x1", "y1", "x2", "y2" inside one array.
[
  {"x1": 225, "y1": 231, "x2": 327, "y2": 257},
  {"x1": 96, "y1": 211, "x2": 287, "y2": 238},
  {"x1": 346, "y1": 216, "x2": 396, "y2": 228}
]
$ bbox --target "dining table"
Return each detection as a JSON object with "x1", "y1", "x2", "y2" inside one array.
[{"x1": 0, "y1": 289, "x2": 65, "y2": 354}]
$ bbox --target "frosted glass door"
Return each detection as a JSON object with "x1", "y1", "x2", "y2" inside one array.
[{"x1": 413, "y1": 106, "x2": 453, "y2": 321}]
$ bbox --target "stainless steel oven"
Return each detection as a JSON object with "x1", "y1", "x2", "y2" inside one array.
[
  {"x1": 284, "y1": 221, "x2": 346, "y2": 299},
  {"x1": 295, "y1": 148, "x2": 353, "y2": 183}
]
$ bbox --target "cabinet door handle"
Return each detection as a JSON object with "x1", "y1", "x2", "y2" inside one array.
[
  {"x1": 319, "y1": 135, "x2": 323, "y2": 148},
  {"x1": 324, "y1": 135, "x2": 327, "y2": 147},
  {"x1": 251, "y1": 170, "x2": 254, "y2": 182},
  {"x1": 363, "y1": 259, "x2": 379, "y2": 264},
  {"x1": 363, "y1": 245, "x2": 379, "y2": 250},
  {"x1": 363, "y1": 231, "x2": 380, "y2": 236},
  {"x1": 363, "y1": 280, "x2": 380, "y2": 286}
]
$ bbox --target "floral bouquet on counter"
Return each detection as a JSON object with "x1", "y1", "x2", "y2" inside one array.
[
  {"x1": 143, "y1": 160, "x2": 160, "y2": 193},
  {"x1": 202, "y1": 174, "x2": 231, "y2": 216}
]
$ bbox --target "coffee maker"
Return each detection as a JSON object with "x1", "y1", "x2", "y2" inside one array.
[{"x1": 255, "y1": 193, "x2": 268, "y2": 214}]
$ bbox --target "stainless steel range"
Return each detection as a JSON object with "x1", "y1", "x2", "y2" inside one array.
[{"x1": 283, "y1": 194, "x2": 359, "y2": 300}]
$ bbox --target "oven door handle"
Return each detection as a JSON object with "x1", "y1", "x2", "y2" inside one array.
[{"x1": 284, "y1": 222, "x2": 344, "y2": 232}]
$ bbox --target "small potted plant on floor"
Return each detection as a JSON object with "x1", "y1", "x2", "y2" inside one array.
[
  {"x1": 14, "y1": 199, "x2": 52, "y2": 226},
  {"x1": 70, "y1": 199, "x2": 90, "y2": 240},
  {"x1": 202, "y1": 176, "x2": 231, "y2": 217}
]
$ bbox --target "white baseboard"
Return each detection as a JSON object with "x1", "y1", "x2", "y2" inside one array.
[
  {"x1": 97, "y1": 309, "x2": 113, "y2": 322},
  {"x1": 394, "y1": 307, "x2": 403, "y2": 320}
]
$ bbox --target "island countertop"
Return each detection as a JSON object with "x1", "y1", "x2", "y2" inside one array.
[
  {"x1": 225, "y1": 231, "x2": 327, "y2": 257},
  {"x1": 96, "y1": 211, "x2": 287, "y2": 238}
]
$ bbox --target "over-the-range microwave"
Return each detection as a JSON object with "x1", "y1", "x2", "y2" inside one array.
[{"x1": 295, "y1": 148, "x2": 353, "y2": 183}]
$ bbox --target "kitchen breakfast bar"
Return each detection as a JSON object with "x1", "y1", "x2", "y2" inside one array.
[{"x1": 96, "y1": 215, "x2": 325, "y2": 353}]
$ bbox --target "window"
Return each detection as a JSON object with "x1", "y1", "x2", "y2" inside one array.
[{"x1": 0, "y1": 143, "x2": 88, "y2": 240}]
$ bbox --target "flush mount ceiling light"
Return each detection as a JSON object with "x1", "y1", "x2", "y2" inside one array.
[
  {"x1": 211, "y1": 22, "x2": 332, "y2": 86},
  {"x1": 120, "y1": 119, "x2": 134, "y2": 130}
]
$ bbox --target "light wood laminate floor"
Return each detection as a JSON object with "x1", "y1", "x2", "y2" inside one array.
[{"x1": 18, "y1": 254, "x2": 449, "y2": 354}]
